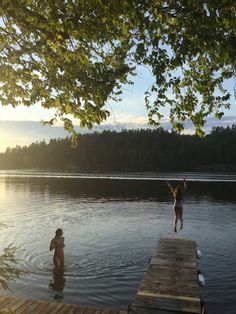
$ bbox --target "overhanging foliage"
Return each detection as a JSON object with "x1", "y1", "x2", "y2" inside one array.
[{"x1": 0, "y1": 1, "x2": 236, "y2": 136}]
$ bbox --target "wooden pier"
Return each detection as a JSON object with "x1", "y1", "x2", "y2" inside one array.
[
  {"x1": 129, "y1": 237, "x2": 202, "y2": 314},
  {"x1": 0, "y1": 295, "x2": 127, "y2": 313},
  {"x1": 0, "y1": 237, "x2": 202, "y2": 313}
]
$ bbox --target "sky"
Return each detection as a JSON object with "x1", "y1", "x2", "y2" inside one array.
[{"x1": 0, "y1": 66, "x2": 236, "y2": 152}]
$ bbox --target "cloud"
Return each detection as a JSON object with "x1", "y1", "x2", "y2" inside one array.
[{"x1": 103, "y1": 114, "x2": 236, "y2": 133}]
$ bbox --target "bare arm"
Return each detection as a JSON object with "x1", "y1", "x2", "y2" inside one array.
[
  {"x1": 165, "y1": 180, "x2": 175, "y2": 195},
  {"x1": 61, "y1": 237, "x2": 65, "y2": 248},
  {"x1": 49, "y1": 239, "x2": 55, "y2": 251}
]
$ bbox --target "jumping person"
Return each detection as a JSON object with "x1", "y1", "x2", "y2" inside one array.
[
  {"x1": 50, "y1": 228, "x2": 65, "y2": 269},
  {"x1": 166, "y1": 178, "x2": 187, "y2": 232}
]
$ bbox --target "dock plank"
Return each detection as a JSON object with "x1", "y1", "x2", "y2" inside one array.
[
  {"x1": 0, "y1": 296, "x2": 125, "y2": 314},
  {"x1": 130, "y1": 237, "x2": 202, "y2": 314}
]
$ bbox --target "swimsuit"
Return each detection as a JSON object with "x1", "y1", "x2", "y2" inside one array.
[{"x1": 174, "y1": 199, "x2": 183, "y2": 209}]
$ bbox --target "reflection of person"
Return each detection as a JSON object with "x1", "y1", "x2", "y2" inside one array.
[
  {"x1": 50, "y1": 228, "x2": 65, "y2": 269},
  {"x1": 49, "y1": 268, "x2": 66, "y2": 301},
  {"x1": 166, "y1": 178, "x2": 187, "y2": 232}
]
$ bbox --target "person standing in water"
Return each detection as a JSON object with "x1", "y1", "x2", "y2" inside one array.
[
  {"x1": 50, "y1": 228, "x2": 65, "y2": 269},
  {"x1": 166, "y1": 178, "x2": 187, "y2": 232}
]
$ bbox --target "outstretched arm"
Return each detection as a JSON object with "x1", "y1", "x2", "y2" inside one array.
[{"x1": 165, "y1": 180, "x2": 175, "y2": 194}]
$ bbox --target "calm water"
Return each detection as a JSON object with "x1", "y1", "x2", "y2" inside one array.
[{"x1": 0, "y1": 171, "x2": 236, "y2": 314}]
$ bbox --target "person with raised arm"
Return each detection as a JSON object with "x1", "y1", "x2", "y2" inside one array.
[{"x1": 166, "y1": 178, "x2": 187, "y2": 232}]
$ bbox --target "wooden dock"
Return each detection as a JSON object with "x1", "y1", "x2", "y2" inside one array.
[
  {"x1": 129, "y1": 237, "x2": 202, "y2": 314},
  {"x1": 0, "y1": 237, "x2": 203, "y2": 313},
  {"x1": 0, "y1": 295, "x2": 127, "y2": 313}
]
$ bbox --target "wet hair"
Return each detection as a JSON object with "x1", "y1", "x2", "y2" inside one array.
[{"x1": 55, "y1": 228, "x2": 63, "y2": 237}]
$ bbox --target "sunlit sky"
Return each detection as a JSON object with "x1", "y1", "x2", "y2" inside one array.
[{"x1": 0, "y1": 66, "x2": 236, "y2": 152}]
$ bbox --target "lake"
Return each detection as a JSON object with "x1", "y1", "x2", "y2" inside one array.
[{"x1": 0, "y1": 170, "x2": 236, "y2": 314}]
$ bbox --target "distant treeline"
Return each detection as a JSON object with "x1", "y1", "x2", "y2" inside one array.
[{"x1": 0, "y1": 125, "x2": 236, "y2": 172}]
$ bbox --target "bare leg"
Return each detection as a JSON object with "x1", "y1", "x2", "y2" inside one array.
[
  {"x1": 59, "y1": 256, "x2": 64, "y2": 268},
  {"x1": 53, "y1": 255, "x2": 62, "y2": 270},
  {"x1": 179, "y1": 207, "x2": 183, "y2": 230},
  {"x1": 173, "y1": 207, "x2": 178, "y2": 232}
]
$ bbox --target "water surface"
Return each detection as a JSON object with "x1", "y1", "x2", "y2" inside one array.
[{"x1": 0, "y1": 171, "x2": 236, "y2": 314}]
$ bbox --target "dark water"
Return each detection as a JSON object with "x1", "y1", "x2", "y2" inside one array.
[{"x1": 0, "y1": 171, "x2": 236, "y2": 314}]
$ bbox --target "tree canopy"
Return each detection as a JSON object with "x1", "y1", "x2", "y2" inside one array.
[{"x1": 0, "y1": 0, "x2": 236, "y2": 136}]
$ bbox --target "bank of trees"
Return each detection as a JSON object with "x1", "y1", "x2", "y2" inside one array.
[{"x1": 0, "y1": 126, "x2": 236, "y2": 172}]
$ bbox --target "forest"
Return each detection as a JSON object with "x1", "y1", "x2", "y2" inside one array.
[{"x1": 0, "y1": 125, "x2": 236, "y2": 172}]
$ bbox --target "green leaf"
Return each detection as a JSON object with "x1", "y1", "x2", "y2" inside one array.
[
  {"x1": 0, "y1": 0, "x2": 234, "y2": 136},
  {"x1": 65, "y1": 103, "x2": 72, "y2": 114},
  {"x1": 54, "y1": 99, "x2": 61, "y2": 108}
]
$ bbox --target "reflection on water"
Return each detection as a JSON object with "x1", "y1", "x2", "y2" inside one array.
[
  {"x1": 0, "y1": 172, "x2": 236, "y2": 314},
  {"x1": 49, "y1": 269, "x2": 65, "y2": 301},
  {"x1": 2, "y1": 173, "x2": 236, "y2": 203},
  {"x1": 1, "y1": 169, "x2": 236, "y2": 182},
  {"x1": 0, "y1": 244, "x2": 26, "y2": 290}
]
